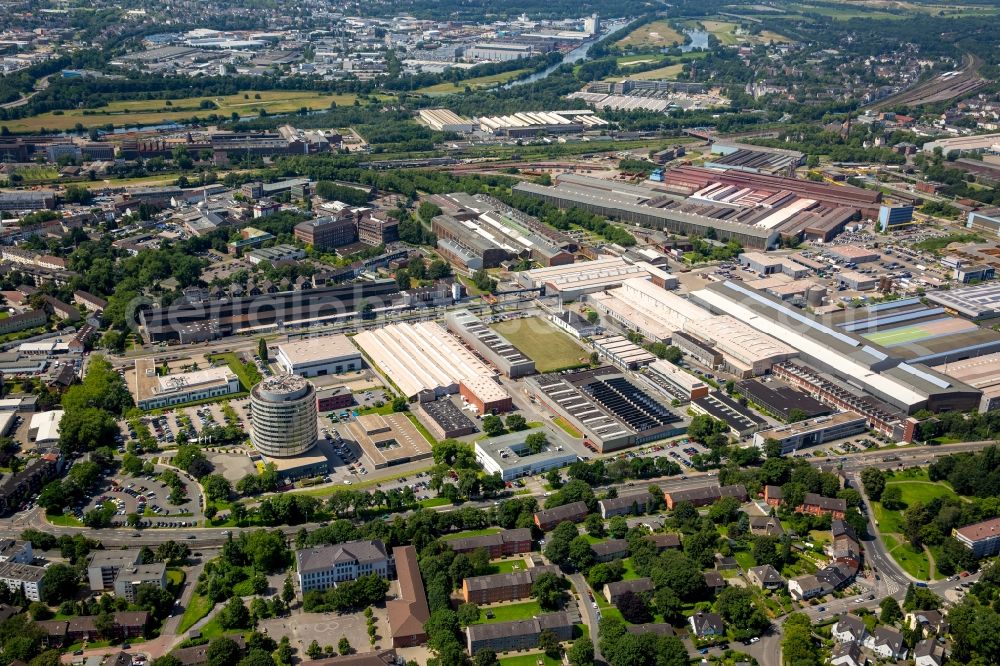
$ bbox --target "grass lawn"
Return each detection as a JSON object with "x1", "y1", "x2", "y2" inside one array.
[
  {"x1": 207, "y1": 352, "x2": 260, "y2": 390},
  {"x1": 491, "y1": 558, "x2": 527, "y2": 574},
  {"x1": 405, "y1": 412, "x2": 438, "y2": 445},
  {"x1": 552, "y1": 416, "x2": 582, "y2": 439},
  {"x1": 883, "y1": 534, "x2": 931, "y2": 580},
  {"x1": 166, "y1": 569, "x2": 185, "y2": 587},
  {"x1": 47, "y1": 513, "x2": 83, "y2": 527},
  {"x1": 628, "y1": 64, "x2": 685, "y2": 80},
  {"x1": 420, "y1": 497, "x2": 451, "y2": 508},
  {"x1": 178, "y1": 593, "x2": 214, "y2": 633},
  {"x1": 615, "y1": 20, "x2": 685, "y2": 48},
  {"x1": 416, "y1": 70, "x2": 531, "y2": 95},
  {"x1": 733, "y1": 550, "x2": 756, "y2": 571},
  {"x1": 475, "y1": 601, "x2": 543, "y2": 624},
  {"x1": 440, "y1": 527, "x2": 501, "y2": 541},
  {"x1": 490, "y1": 317, "x2": 588, "y2": 373},
  {"x1": 4, "y1": 91, "x2": 360, "y2": 133},
  {"x1": 874, "y1": 476, "x2": 959, "y2": 534},
  {"x1": 620, "y1": 558, "x2": 640, "y2": 580},
  {"x1": 498, "y1": 653, "x2": 562, "y2": 666}
]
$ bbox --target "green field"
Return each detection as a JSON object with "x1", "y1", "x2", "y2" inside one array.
[
  {"x1": 552, "y1": 416, "x2": 582, "y2": 439},
  {"x1": 874, "y1": 471, "x2": 960, "y2": 580},
  {"x1": 177, "y1": 593, "x2": 214, "y2": 633},
  {"x1": 490, "y1": 317, "x2": 588, "y2": 373},
  {"x1": 3, "y1": 90, "x2": 360, "y2": 133},
  {"x1": 616, "y1": 20, "x2": 686, "y2": 48},
  {"x1": 492, "y1": 558, "x2": 528, "y2": 574},
  {"x1": 416, "y1": 70, "x2": 531, "y2": 95},
  {"x1": 863, "y1": 324, "x2": 935, "y2": 347},
  {"x1": 473, "y1": 600, "x2": 543, "y2": 624},
  {"x1": 499, "y1": 653, "x2": 563, "y2": 666}
]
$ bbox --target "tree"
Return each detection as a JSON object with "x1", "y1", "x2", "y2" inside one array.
[
  {"x1": 472, "y1": 649, "x2": 499, "y2": 666},
  {"x1": 219, "y1": 598, "x2": 251, "y2": 630},
  {"x1": 282, "y1": 576, "x2": 295, "y2": 604},
  {"x1": 258, "y1": 338, "x2": 268, "y2": 362},
  {"x1": 654, "y1": 586, "x2": 683, "y2": 624},
  {"x1": 337, "y1": 637, "x2": 351, "y2": 656},
  {"x1": 880, "y1": 485, "x2": 903, "y2": 510},
  {"x1": 861, "y1": 468, "x2": 886, "y2": 501},
  {"x1": 505, "y1": 414, "x2": 527, "y2": 431},
  {"x1": 525, "y1": 432, "x2": 547, "y2": 454},
  {"x1": 716, "y1": 587, "x2": 769, "y2": 640},
  {"x1": 584, "y1": 514, "x2": 604, "y2": 537},
  {"x1": 151, "y1": 658, "x2": 183, "y2": 666},
  {"x1": 391, "y1": 396, "x2": 408, "y2": 412},
  {"x1": 208, "y1": 638, "x2": 244, "y2": 666},
  {"x1": 482, "y1": 415, "x2": 504, "y2": 437},
  {"x1": 457, "y1": 603, "x2": 480, "y2": 626},
  {"x1": 567, "y1": 637, "x2": 594, "y2": 666},
  {"x1": 238, "y1": 650, "x2": 275, "y2": 666},
  {"x1": 616, "y1": 591, "x2": 652, "y2": 624},
  {"x1": 782, "y1": 613, "x2": 821, "y2": 666},
  {"x1": 538, "y1": 630, "x2": 562, "y2": 659},
  {"x1": 880, "y1": 597, "x2": 903, "y2": 624},
  {"x1": 608, "y1": 516, "x2": 628, "y2": 539},
  {"x1": 203, "y1": 474, "x2": 233, "y2": 502},
  {"x1": 532, "y1": 572, "x2": 568, "y2": 610},
  {"x1": 763, "y1": 438, "x2": 783, "y2": 459},
  {"x1": 787, "y1": 408, "x2": 808, "y2": 423},
  {"x1": 305, "y1": 641, "x2": 322, "y2": 659},
  {"x1": 41, "y1": 564, "x2": 78, "y2": 603}
]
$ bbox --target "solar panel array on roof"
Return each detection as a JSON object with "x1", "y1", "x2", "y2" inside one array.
[{"x1": 583, "y1": 376, "x2": 681, "y2": 432}]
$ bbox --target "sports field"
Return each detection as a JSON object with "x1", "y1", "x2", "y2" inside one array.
[
  {"x1": 863, "y1": 317, "x2": 978, "y2": 347},
  {"x1": 3, "y1": 90, "x2": 359, "y2": 133},
  {"x1": 490, "y1": 316, "x2": 589, "y2": 373}
]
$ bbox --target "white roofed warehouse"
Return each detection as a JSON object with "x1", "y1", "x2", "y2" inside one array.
[
  {"x1": 275, "y1": 335, "x2": 363, "y2": 378},
  {"x1": 353, "y1": 321, "x2": 512, "y2": 413}
]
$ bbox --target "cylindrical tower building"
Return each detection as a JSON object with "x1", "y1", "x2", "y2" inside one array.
[{"x1": 250, "y1": 374, "x2": 317, "y2": 457}]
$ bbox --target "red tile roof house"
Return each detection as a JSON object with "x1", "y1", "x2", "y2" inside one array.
[{"x1": 797, "y1": 493, "x2": 847, "y2": 520}]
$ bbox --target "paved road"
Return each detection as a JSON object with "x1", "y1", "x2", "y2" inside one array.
[
  {"x1": 0, "y1": 74, "x2": 51, "y2": 110},
  {"x1": 568, "y1": 572, "x2": 603, "y2": 663}
]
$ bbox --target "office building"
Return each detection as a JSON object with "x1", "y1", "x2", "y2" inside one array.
[
  {"x1": 878, "y1": 205, "x2": 914, "y2": 231},
  {"x1": 134, "y1": 359, "x2": 240, "y2": 410},
  {"x1": 316, "y1": 386, "x2": 354, "y2": 412},
  {"x1": 276, "y1": 336, "x2": 362, "y2": 378},
  {"x1": 475, "y1": 430, "x2": 577, "y2": 482},
  {"x1": 752, "y1": 412, "x2": 868, "y2": 455},
  {"x1": 246, "y1": 244, "x2": 305, "y2": 266},
  {"x1": 294, "y1": 215, "x2": 358, "y2": 250},
  {"x1": 358, "y1": 211, "x2": 398, "y2": 246},
  {"x1": 295, "y1": 540, "x2": 391, "y2": 594},
  {"x1": 250, "y1": 374, "x2": 318, "y2": 458}
]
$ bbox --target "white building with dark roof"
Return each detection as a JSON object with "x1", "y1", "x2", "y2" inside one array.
[{"x1": 295, "y1": 540, "x2": 390, "y2": 594}]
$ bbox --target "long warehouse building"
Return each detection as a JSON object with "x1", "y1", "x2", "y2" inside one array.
[
  {"x1": 513, "y1": 176, "x2": 779, "y2": 249},
  {"x1": 690, "y1": 281, "x2": 982, "y2": 415},
  {"x1": 445, "y1": 309, "x2": 536, "y2": 378},
  {"x1": 353, "y1": 321, "x2": 512, "y2": 413}
]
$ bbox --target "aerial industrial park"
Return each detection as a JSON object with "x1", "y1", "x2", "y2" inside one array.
[{"x1": 2, "y1": 1, "x2": 1000, "y2": 666}]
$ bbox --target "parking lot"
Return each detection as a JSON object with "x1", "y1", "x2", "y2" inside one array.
[
  {"x1": 258, "y1": 604, "x2": 389, "y2": 654},
  {"x1": 79, "y1": 472, "x2": 204, "y2": 528}
]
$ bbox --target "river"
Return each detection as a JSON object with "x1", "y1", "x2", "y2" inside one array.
[{"x1": 501, "y1": 21, "x2": 628, "y2": 89}]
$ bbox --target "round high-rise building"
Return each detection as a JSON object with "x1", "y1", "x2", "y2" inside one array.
[{"x1": 250, "y1": 374, "x2": 317, "y2": 458}]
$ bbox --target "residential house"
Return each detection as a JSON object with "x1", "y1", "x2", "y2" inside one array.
[
  {"x1": 704, "y1": 571, "x2": 726, "y2": 595},
  {"x1": 533, "y1": 502, "x2": 588, "y2": 532},
  {"x1": 832, "y1": 615, "x2": 867, "y2": 644},
  {"x1": 646, "y1": 533, "x2": 682, "y2": 551},
  {"x1": 914, "y1": 638, "x2": 945, "y2": 666},
  {"x1": 591, "y1": 539, "x2": 629, "y2": 563},
  {"x1": 664, "y1": 484, "x2": 747, "y2": 510},
  {"x1": 599, "y1": 493, "x2": 649, "y2": 518},
  {"x1": 603, "y1": 578, "x2": 654, "y2": 605},
  {"x1": 748, "y1": 515, "x2": 784, "y2": 537},
  {"x1": 625, "y1": 623, "x2": 675, "y2": 636},
  {"x1": 446, "y1": 529, "x2": 532, "y2": 558},
  {"x1": 864, "y1": 626, "x2": 907, "y2": 660},
  {"x1": 462, "y1": 565, "x2": 561, "y2": 604},
  {"x1": 689, "y1": 612, "x2": 725, "y2": 638},
  {"x1": 764, "y1": 485, "x2": 784, "y2": 507},
  {"x1": 829, "y1": 640, "x2": 865, "y2": 666},
  {"x1": 906, "y1": 609, "x2": 948, "y2": 638},
  {"x1": 798, "y1": 493, "x2": 847, "y2": 520},
  {"x1": 465, "y1": 612, "x2": 573, "y2": 655},
  {"x1": 788, "y1": 574, "x2": 824, "y2": 601},
  {"x1": 746, "y1": 565, "x2": 784, "y2": 590}
]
